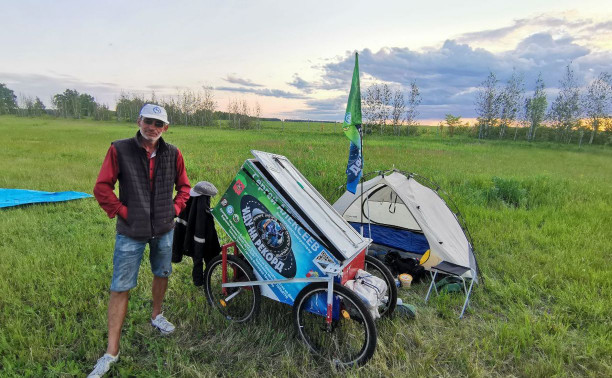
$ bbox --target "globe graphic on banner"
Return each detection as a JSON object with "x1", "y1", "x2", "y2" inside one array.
[{"x1": 257, "y1": 217, "x2": 285, "y2": 249}]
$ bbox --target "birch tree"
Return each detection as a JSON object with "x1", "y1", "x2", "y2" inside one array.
[
  {"x1": 405, "y1": 81, "x2": 421, "y2": 135},
  {"x1": 391, "y1": 88, "x2": 405, "y2": 136},
  {"x1": 200, "y1": 86, "x2": 217, "y2": 126},
  {"x1": 548, "y1": 65, "x2": 581, "y2": 143},
  {"x1": 362, "y1": 84, "x2": 381, "y2": 135},
  {"x1": 526, "y1": 74, "x2": 547, "y2": 142},
  {"x1": 475, "y1": 71, "x2": 501, "y2": 139},
  {"x1": 378, "y1": 84, "x2": 391, "y2": 135},
  {"x1": 499, "y1": 70, "x2": 524, "y2": 139},
  {"x1": 582, "y1": 72, "x2": 612, "y2": 145},
  {"x1": 254, "y1": 101, "x2": 262, "y2": 130}
]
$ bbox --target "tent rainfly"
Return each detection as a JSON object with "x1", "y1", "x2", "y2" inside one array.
[{"x1": 333, "y1": 170, "x2": 479, "y2": 318}]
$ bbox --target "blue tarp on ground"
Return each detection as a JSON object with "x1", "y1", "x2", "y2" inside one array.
[
  {"x1": 0, "y1": 188, "x2": 93, "y2": 208},
  {"x1": 349, "y1": 222, "x2": 430, "y2": 255}
]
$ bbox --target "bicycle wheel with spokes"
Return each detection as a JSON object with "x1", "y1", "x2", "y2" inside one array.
[
  {"x1": 293, "y1": 282, "x2": 377, "y2": 367},
  {"x1": 203, "y1": 255, "x2": 261, "y2": 323},
  {"x1": 364, "y1": 255, "x2": 397, "y2": 318}
]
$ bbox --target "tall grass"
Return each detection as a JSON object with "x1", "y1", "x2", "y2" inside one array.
[{"x1": 0, "y1": 116, "x2": 610, "y2": 377}]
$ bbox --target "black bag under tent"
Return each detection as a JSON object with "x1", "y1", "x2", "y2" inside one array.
[{"x1": 332, "y1": 170, "x2": 480, "y2": 318}]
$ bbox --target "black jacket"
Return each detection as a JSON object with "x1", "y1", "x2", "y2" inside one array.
[{"x1": 172, "y1": 195, "x2": 221, "y2": 285}]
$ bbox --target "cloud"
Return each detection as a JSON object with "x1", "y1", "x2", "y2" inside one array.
[
  {"x1": 455, "y1": 15, "x2": 592, "y2": 45},
  {"x1": 308, "y1": 15, "x2": 612, "y2": 119},
  {"x1": 287, "y1": 74, "x2": 315, "y2": 93},
  {"x1": 271, "y1": 96, "x2": 346, "y2": 121},
  {"x1": 3, "y1": 12, "x2": 611, "y2": 122},
  {"x1": 0, "y1": 72, "x2": 122, "y2": 107},
  {"x1": 223, "y1": 74, "x2": 264, "y2": 87},
  {"x1": 580, "y1": 20, "x2": 612, "y2": 34},
  {"x1": 215, "y1": 86, "x2": 309, "y2": 99},
  {"x1": 145, "y1": 84, "x2": 176, "y2": 91}
]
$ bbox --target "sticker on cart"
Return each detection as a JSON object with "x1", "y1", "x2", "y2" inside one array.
[
  {"x1": 306, "y1": 270, "x2": 319, "y2": 277},
  {"x1": 241, "y1": 195, "x2": 297, "y2": 278},
  {"x1": 313, "y1": 250, "x2": 337, "y2": 273},
  {"x1": 233, "y1": 179, "x2": 246, "y2": 195}
]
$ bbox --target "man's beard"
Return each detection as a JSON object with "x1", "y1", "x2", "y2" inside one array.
[{"x1": 140, "y1": 129, "x2": 161, "y2": 142}]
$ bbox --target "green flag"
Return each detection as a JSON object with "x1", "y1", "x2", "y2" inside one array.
[
  {"x1": 342, "y1": 53, "x2": 362, "y2": 146},
  {"x1": 343, "y1": 52, "x2": 362, "y2": 194}
]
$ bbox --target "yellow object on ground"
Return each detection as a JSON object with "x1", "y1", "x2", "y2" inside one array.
[{"x1": 399, "y1": 273, "x2": 413, "y2": 287}]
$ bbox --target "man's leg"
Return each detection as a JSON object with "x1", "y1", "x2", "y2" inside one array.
[
  {"x1": 151, "y1": 276, "x2": 168, "y2": 319},
  {"x1": 149, "y1": 229, "x2": 175, "y2": 333},
  {"x1": 106, "y1": 290, "x2": 129, "y2": 356},
  {"x1": 107, "y1": 233, "x2": 146, "y2": 352}
]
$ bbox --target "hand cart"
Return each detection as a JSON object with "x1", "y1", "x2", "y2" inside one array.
[{"x1": 204, "y1": 151, "x2": 397, "y2": 367}]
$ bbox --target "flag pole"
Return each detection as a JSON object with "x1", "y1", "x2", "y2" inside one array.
[
  {"x1": 342, "y1": 51, "x2": 364, "y2": 233},
  {"x1": 358, "y1": 52, "x2": 364, "y2": 237},
  {"x1": 359, "y1": 121, "x2": 364, "y2": 236}
]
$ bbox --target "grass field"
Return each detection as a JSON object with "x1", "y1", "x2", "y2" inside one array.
[{"x1": 1, "y1": 116, "x2": 611, "y2": 377}]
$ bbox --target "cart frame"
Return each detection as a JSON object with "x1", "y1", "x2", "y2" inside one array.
[{"x1": 220, "y1": 241, "x2": 351, "y2": 325}]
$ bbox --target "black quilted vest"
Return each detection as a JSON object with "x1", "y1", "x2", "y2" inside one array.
[{"x1": 113, "y1": 132, "x2": 178, "y2": 240}]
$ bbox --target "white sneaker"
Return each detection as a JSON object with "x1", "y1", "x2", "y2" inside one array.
[
  {"x1": 151, "y1": 313, "x2": 175, "y2": 335},
  {"x1": 88, "y1": 353, "x2": 119, "y2": 378}
]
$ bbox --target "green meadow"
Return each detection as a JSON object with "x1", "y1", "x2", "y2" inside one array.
[{"x1": 0, "y1": 116, "x2": 610, "y2": 377}]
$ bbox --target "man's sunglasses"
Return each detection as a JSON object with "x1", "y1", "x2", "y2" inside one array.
[{"x1": 142, "y1": 117, "x2": 166, "y2": 127}]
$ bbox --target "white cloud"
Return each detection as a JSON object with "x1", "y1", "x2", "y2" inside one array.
[
  {"x1": 223, "y1": 75, "x2": 264, "y2": 87},
  {"x1": 307, "y1": 14, "x2": 612, "y2": 119}
]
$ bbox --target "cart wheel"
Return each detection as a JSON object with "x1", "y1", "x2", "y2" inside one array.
[
  {"x1": 203, "y1": 255, "x2": 261, "y2": 323},
  {"x1": 293, "y1": 282, "x2": 377, "y2": 367},
  {"x1": 364, "y1": 255, "x2": 397, "y2": 318}
]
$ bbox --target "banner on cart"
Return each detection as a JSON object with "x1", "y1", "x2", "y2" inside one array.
[{"x1": 213, "y1": 159, "x2": 340, "y2": 314}]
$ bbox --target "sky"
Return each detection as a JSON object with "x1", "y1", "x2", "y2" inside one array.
[{"x1": 1, "y1": 0, "x2": 611, "y2": 122}]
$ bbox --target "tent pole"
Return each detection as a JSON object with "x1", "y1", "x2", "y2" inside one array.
[
  {"x1": 459, "y1": 278, "x2": 475, "y2": 319},
  {"x1": 425, "y1": 270, "x2": 438, "y2": 302}
]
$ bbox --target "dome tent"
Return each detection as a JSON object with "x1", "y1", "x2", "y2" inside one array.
[{"x1": 333, "y1": 170, "x2": 479, "y2": 317}]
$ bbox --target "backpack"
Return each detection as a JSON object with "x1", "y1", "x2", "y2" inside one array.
[{"x1": 383, "y1": 251, "x2": 427, "y2": 283}]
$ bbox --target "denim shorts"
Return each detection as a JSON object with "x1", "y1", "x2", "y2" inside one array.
[{"x1": 110, "y1": 229, "x2": 174, "y2": 292}]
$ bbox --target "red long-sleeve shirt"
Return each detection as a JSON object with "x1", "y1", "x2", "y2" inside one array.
[{"x1": 94, "y1": 144, "x2": 191, "y2": 220}]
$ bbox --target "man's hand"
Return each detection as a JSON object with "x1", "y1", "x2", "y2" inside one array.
[{"x1": 118, "y1": 206, "x2": 128, "y2": 220}]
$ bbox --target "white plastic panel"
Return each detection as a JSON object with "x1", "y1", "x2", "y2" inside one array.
[{"x1": 251, "y1": 150, "x2": 370, "y2": 260}]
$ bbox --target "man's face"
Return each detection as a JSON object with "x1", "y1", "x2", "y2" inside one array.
[{"x1": 138, "y1": 117, "x2": 169, "y2": 142}]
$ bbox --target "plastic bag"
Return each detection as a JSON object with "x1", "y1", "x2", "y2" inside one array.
[{"x1": 344, "y1": 269, "x2": 388, "y2": 319}]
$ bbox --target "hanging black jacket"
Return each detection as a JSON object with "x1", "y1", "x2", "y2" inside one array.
[{"x1": 172, "y1": 194, "x2": 221, "y2": 286}]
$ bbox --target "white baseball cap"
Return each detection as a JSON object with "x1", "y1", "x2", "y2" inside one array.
[{"x1": 139, "y1": 104, "x2": 169, "y2": 124}]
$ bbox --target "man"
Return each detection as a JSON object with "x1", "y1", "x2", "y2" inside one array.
[{"x1": 89, "y1": 104, "x2": 190, "y2": 377}]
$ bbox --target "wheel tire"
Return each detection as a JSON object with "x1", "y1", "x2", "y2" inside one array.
[
  {"x1": 364, "y1": 255, "x2": 397, "y2": 318},
  {"x1": 203, "y1": 255, "x2": 261, "y2": 323},
  {"x1": 293, "y1": 282, "x2": 377, "y2": 367}
]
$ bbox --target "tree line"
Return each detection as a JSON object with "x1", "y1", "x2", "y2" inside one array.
[
  {"x1": 359, "y1": 65, "x2": 612, "y2": 145},
  {"x1": 2, "y1": 66, "x2": 612, "y2": 144},
  {"x1": 0, "y1": 84, "x2": 263, "y2": 129},
  {"x1": 361, "y1": 81, "x2": 421, "y2": 136},
  {"x1": 474, "y1": 66, "x2": 612, "y2": 145}
]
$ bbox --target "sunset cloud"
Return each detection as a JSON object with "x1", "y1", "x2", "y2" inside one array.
[{"x1": 307, "y1": 14, "x2": 612, "y2": 119}]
